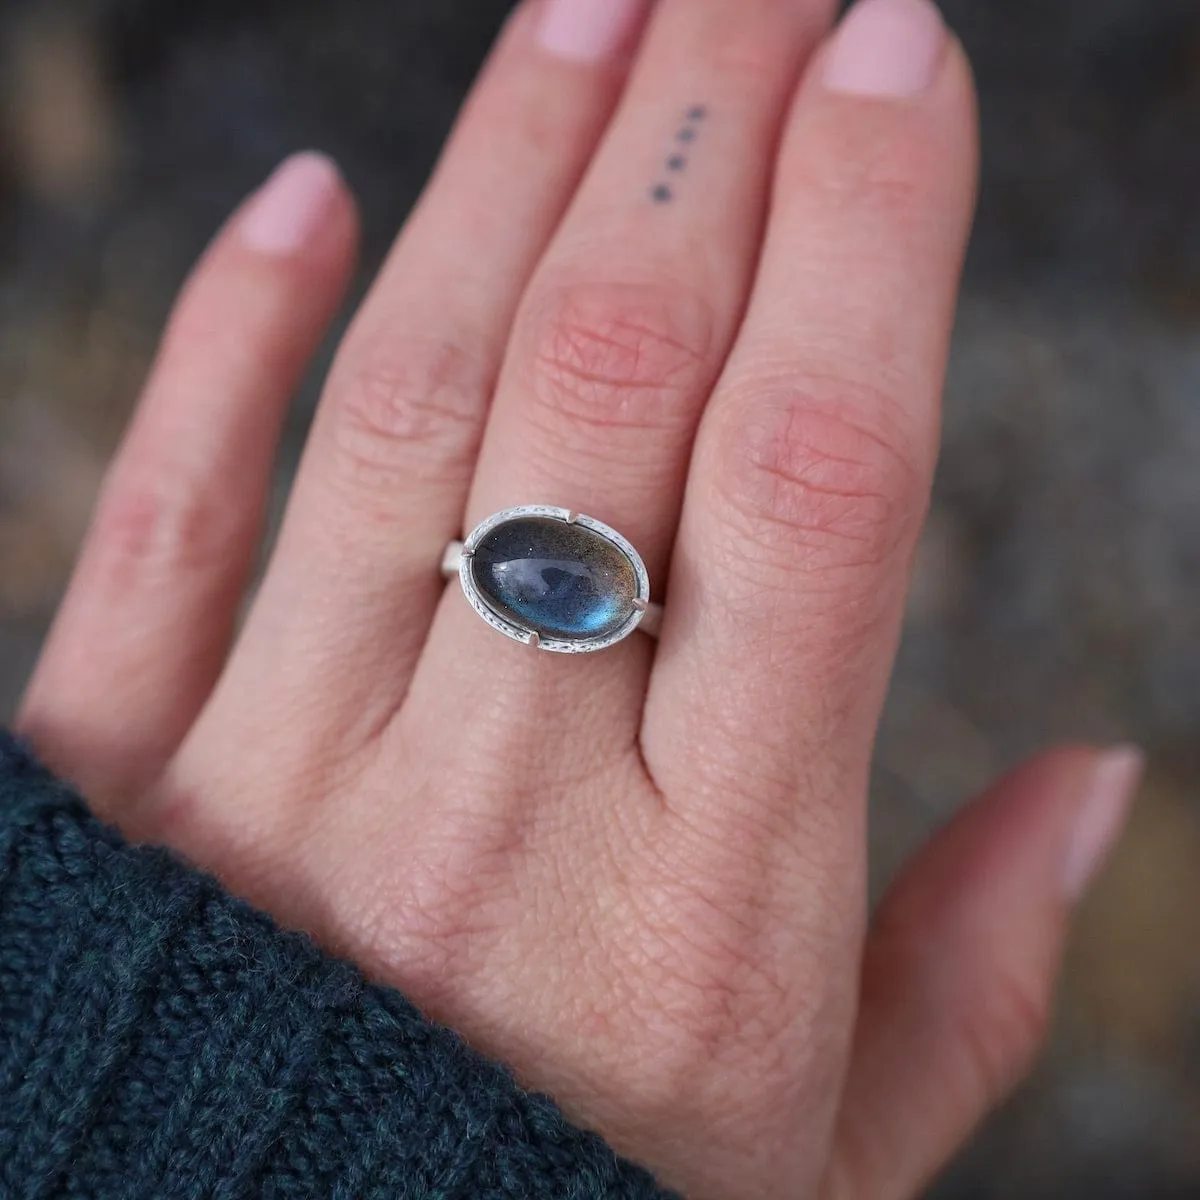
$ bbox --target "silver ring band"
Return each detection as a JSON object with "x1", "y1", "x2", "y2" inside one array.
[{"x1": 443, "y1": 506, "x2": 662, "y2": 653}]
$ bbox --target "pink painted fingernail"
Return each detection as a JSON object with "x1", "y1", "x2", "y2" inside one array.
[
  {"x1": 537, "y1": 0, "x2": 644, "y2": 63},
  {"x1": 240, "y1": 152, "x2": 341, "y2": 255},
  {"x1": 823, "y1": 0, "x2": 947, "y2": 98},
  {"x1": 1061, "y1": 746, "x2": 1144, "y2": 902}
]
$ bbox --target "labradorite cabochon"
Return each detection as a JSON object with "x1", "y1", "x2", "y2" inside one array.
[{"x1": 469, "y1": 517, "x2": 639, "y2": 642}]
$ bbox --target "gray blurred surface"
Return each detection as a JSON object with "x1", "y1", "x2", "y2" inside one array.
[{"x1": 0, "y1": 1, "x2": 1197, "y2": 1194}]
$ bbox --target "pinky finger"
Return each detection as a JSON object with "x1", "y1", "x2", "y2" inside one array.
[
  {"x1": 18, "y1": 153, "x2": 359, "y2": 815},
  {"x1": 822, "y1": 745, "x2": 1144, "y2": 1200}
]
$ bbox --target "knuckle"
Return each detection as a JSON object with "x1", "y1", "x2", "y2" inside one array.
[
  {"x1": 326, "y1": 335, "x2": 491, "y2": 485},
  {"x1": 958, "y1": 966, "x2": 1052, "y2": 1103},
  {"x1": 684, "y1": 0, "x2": 830, "y2": 85},
  {"x1": 706, "y1": 21, "x2": 796, "y2": 84},
  {"x1": 522, "y1": 280, "x2": 714, "y2": 444},
  {"x1": 866, "y1": 908, "x2": 1053, "y2": 1116},
  {"x1": 91, "y1": 468, "x2": 245, "y2": 586},
  {"x1": 713, "y1": 379, "x2": 926, "y2": 576},
  {"x1": 788, "y1": 114, "x2": 943, "y2": 231}
]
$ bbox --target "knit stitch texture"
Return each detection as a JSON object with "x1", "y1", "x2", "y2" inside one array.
[{"x1": 0, "y1": 732, "x2": 677, "y2": 1199}]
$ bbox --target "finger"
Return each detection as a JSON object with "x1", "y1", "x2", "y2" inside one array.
[
  {"x1": 646, "y1": 0, "x2": 977, "y2": 850},
  {"x1": 466, "y1": 0, "x2": 836, "y2": 582},
  {"x1": 822, "y1": 746, "x2": 1144, "y2": 1200},
  {"x1": 190, "y1": 0, "x2": 652, "y2": 765},
  {"x1": 408, "y1": 0, "x2": 836, "y2": 796},
  {"x1": 17, "y1": 154, "x2": 358, "y2": 814}
]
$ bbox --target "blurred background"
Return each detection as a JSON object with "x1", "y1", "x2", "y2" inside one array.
[{"x1": 0, "y1": 0, "x2": 1197, "y2": 1193}]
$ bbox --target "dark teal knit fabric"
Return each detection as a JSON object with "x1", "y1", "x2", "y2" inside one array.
[{"x1": 0, "y1": 732, "x2": 677, "y2": 1199}]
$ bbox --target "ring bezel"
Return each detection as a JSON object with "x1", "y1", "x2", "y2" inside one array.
[{"x1": 459, "y1": 505, "x2": 651, "y2": 654}]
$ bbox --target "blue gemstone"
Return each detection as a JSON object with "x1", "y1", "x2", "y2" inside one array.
[{"x1": 469, "y1": 517, "x2": 638, "y2": 642}]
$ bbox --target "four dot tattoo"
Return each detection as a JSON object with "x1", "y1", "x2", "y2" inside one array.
[{"x1": 650, "y1": 106, "x2": 708, "y2": 205}]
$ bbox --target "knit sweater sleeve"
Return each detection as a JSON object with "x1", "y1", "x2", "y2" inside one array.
[{"x1": 0, "y1": 732, "x2": 678, "y2": 1200}]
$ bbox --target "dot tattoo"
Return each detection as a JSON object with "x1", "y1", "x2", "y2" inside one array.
[{"x1": 649, "y1": 104, "x2": 710, "y2": 206}]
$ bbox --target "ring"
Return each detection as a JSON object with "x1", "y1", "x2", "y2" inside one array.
[{"x1": 442, "y1": 505, "x2": 662, "y2": 653}]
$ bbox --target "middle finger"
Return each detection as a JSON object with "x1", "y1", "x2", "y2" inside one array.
[
  {"x1": 172, "y1": 0, "x2": 648, "y2": 781},
  {"x1": 414, "y1": 0, "x2": 835, "y2": 761},
  {"x1": 467, "y1": 0, "x2": 836, "y2": 585}
]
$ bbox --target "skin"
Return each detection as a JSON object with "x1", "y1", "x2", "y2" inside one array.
[{"x1": 15, "y1": 2, "x2": 1138, "y2": 1197}]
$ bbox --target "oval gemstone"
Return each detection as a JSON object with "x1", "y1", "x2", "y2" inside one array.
[{"x1": 469, "y1": 517, "x2": 638, "y2": 642}]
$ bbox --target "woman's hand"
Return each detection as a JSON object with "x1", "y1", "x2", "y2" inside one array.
[{"x1": 17, "y1": 0, "x2": 1142, "y2": 1196}]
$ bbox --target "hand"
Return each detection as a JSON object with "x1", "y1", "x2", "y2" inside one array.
[{"x1": 17, "y1": 0, "x2": 1143, "y2": 1196}]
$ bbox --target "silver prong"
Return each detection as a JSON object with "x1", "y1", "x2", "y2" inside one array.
[
  {"x1": 528, "y1": 631, "x2": 541, "y2": 649},
  {"x1": 639, "y1": 602, "x2": 663, "y2": 640},
  {"x1": 632, "y1": 598, "x2": 649, "y2": 613},
  {"x1": 564, "y1": 511, "x2": 580, "y2": 524},
  {"x1": 461, "y1": 548, "x2": 474, "y2": 559},
  {"x1": 442, "y1": 540, "x2": 466, "y2": 578}
]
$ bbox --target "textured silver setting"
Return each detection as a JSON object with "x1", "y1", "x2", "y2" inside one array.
[{"x1": 446, "y1": 505, "x2": 657, "y2": 654}]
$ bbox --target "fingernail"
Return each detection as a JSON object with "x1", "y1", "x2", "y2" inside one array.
[
  {"x1": 823, "y1": 0, "x2": 947, "y2": 98},
  {"x1": 240, "y1": 152, "x2": 341, "y2": 255},
  {"x1": 537, "y1": 0, "x2": 643, "y2": 63},
  {"x1": 1062, "y1": 746, "x2": 1144, "y2": 902}
]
